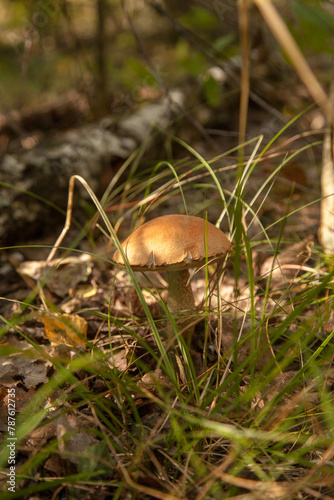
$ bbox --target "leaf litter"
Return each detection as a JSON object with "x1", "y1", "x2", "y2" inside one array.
[{"x1": 0, "y1": 208, "x2": 333, "y2": 498}]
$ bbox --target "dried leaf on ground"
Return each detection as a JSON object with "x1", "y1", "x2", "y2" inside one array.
[
  {"x1": 56, "y1": 414, "x2": 100, "y2": 466},
  {"x1": 26, "y1": 421, "x2": 57, "y2": 449},
  {"x1": 16, "y1": 253, "x2": 94, "y2": 297},
  {"x1": 108, "y1": 349, "x2": 129, "y2": 372},
  {"x1": 222, "y1": 330, "x2": 273, "y2": 370},
  {"x1": 260, "y1": 237, "x2": 313, "y2": 284},
  {"x1": 138, "y1": 369, "x2": 171, "y2": 390},
  {"x1": 41, "y1": 312, "x2": 87, "y2": 347},
  {"x1": 0, "y1": 338, "x2": 51, "y2": 388},
  {"x1": 0, "y1": 387, "x2": 37, "y2": 432}
]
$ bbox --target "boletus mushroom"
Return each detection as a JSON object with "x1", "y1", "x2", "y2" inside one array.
[{"x1": 112, "y1": 214, "x2": 231, "y2": 341}]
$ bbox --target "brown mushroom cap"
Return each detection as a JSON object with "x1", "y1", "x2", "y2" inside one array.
[{"x1": 112, "y1": 214, "x2": 231, "y2": 272}]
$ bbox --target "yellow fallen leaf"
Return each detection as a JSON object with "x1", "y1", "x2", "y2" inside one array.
[
  {"x1": 73, "y1": 284, "x2": 98, "y2": 299},
  {"x1": 41, "y1": 313, "x2": 87, "y2": 347}
]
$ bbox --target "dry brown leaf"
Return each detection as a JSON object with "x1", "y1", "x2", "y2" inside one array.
[
  {"x1": 108, "y1": 349, "x2": 129, "y2": 372},
  {"x1": 0, "y1": 359, "x2": 17, "y2": 387},
  {"x1": 41, "y1": 313, "x2": 87, "y2": 347},
  {"x1": 26, "y1": 421, "x2": 57, "y2": 448},
  {"x1": 128, "y1": 287, "x2": 163, "y2": 318},
  {"x1": 0, "y1": 387, "x2": 37, "y2": 432},
  {"x1": 44, "y1": 454, "x2": 64, "y2": 476},
  {"x1": 138, "y1": 369, "x2": 171, "y2": 390},
  {"x1": 17, "y1": 254, "x2": 93, "y2": 297},
  {"x1": 11, "y1": 357, "x2": 49, "y2": 387},
  {"x1": 56, "y1": 414, "x2": 99, "y2": 466},
  {"x1": 0, "y1": 338, "x2": 51, "y2": 388},
  {"x1": 260, "y1": 238, "x2": 313, "y2": 285},
  {"x1": 222, "y1": 331, "x2": 272, "y2": 370}
]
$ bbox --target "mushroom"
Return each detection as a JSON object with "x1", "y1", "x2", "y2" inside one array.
[{"x1": 112, "y1": 214, "x2": 231, "y2": 341}]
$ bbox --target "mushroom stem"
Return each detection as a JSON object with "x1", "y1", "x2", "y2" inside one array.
[{"x1": 167, "y1": 269, "x2": 196, "y2": 341}]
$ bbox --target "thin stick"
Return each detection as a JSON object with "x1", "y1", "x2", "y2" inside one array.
[
  {"x1": 47, "y1": 176, "x2": 75, "y2": 262},
  {"x1": 253, "y1": 0, "x2": 333, "y2": 121},
  {"x1": 47, "y1": 175, "x2": 113, "y2": 262},
  {"x1": 238, "y1": 0, "x2": 251, "y2": 161}
]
